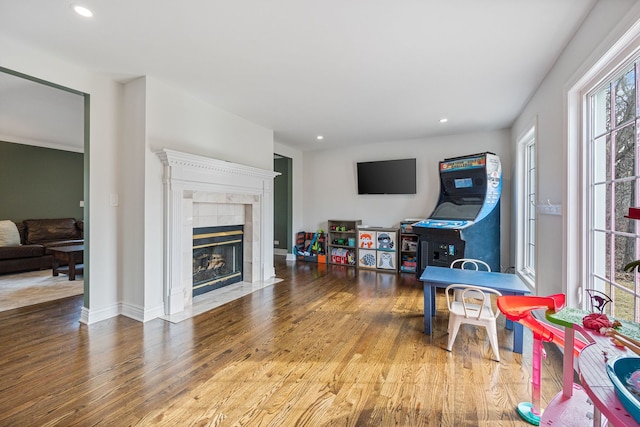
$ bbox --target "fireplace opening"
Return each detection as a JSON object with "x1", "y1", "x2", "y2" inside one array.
[{"x1": 193, "y1": 225, "x2": 243, "y2": 296}]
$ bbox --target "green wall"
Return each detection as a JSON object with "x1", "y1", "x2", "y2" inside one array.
[
  {"x1": 0, "y1": 141, "x2": 84, "y2": 222},
  {"x1": 274, "y1": 155, "x2": 292, "y2": 251}
]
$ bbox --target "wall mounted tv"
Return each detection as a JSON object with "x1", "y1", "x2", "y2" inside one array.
[{"x1": 357, "y1": 158, "x2": 417, "y2": 195}]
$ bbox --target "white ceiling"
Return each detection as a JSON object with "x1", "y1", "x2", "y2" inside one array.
[
  {"x1": 0, "y1": 72, "x2": 85, "y2": 150},
  {"x1": 0, "y1": 0, "x2": 596, "y2": 151}
]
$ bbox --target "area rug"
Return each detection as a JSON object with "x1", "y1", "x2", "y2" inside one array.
[{"x1": 0, "y1": 269, "x2": 83, "y2": 312}]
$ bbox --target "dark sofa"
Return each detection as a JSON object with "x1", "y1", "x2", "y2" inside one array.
[{"x1": 0, "y1": 218, "x2": 84, "y2": 275}]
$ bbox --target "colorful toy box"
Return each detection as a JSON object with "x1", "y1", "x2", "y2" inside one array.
[
  {"x1": 331, "y1": 247, "x2": 354, "y2": 265},
  {"x1": 294, "y1": 231, "x2": 326, "y2": 263}
]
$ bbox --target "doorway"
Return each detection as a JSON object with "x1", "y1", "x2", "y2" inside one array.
[{"x1": 0, "y1": 67, "x2": 89, "y2": 307}]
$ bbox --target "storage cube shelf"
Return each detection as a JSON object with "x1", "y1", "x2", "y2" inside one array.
[
  {"x1": 324, "y1": 219, "x2": 420, "y2": 274},
  {"x1": 356, "y1": 226, "x2": 398, "y2": 273}
]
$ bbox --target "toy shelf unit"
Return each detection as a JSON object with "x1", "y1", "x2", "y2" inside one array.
[
  {"x1": 357, "y1": 226, "x2": 399, "y2": 273},
  {"x1": 294, "y1": 231, "x2": 327, "y2": 263},
  {"x1": 399, "y1": 220, "x2": 420, "y2": 274},
  {"x1": 327, "y1": 220, "x2": 361, "y2": 267}
]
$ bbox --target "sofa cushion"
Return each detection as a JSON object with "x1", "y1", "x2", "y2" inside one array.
[
  {"x1": 0, "y1": 220, "x2": 21, "y2": 246},
  {"x1": 0, "y1": 244, "x2": 45, "y2": 260},
  {"x1": 16, "y1": 222, "x2": 27, "y2": 245},
  {"x1": 24, "y1": 218, "x2": 81, "y2": 244}
]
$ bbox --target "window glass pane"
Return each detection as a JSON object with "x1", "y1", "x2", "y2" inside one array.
[
  {"x1": 593, "y1": 84, "x2": 610, "y2": 136},
  {"x1": 615, "y1": 180, "x2": 635, "y2": 233},
  {"x1": 614, "y1": 234, "x2": 636, "y2": 290},
  {"x1": 615, "y1": 67, "x2": 636, "y2": 126},
  {"x1": 614, "y1": 125, "x2": 636, "y2": 180},
  {"x1": 638, "y1": 65, "x2": 640, "y2": 117},
  {"x1": 593, "y1": 275, "x2": 608, "y2": 294},
  {"x1": 593, "y1": 183, "x2": 607, "y2": 230},
  {"x1": 637, "y1": 118, "x2": 640, "y2": 170},
  {"x1": 593, "y1": 230, "x2": 607, "y2": 279},
  {"x1": 612, "y1": 287, "x2": 634, "y2": 321},
  {"x1": 527, "y1": 242, "x2": 535, "y2": 270},
  {"x1": 592, "y1": 135, "x2": 609, "y2": 183},
  {"x1": 519, "y1": 135, "x2": 536, "y2": 281},
  {"x1": 606, "y1": 233, "x2": 612, "y2": 282},
  {"x1": 603, "y1": 282, "x2": 613, "y2": 317}
]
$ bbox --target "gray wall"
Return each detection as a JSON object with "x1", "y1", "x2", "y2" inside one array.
[{"x1": 0, "y1": 141, "x2": 83, "y2": 222}]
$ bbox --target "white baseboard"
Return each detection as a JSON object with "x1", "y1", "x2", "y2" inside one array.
[
  {"x1": 120, "y1": 302, "x2": 165, "y2": 322},
  {"x1": 80, "y1": 303, "x2": 120, "y2": 325},
  {"x1": 80, "y1": 301, "x2": 164, "y2": 324}
]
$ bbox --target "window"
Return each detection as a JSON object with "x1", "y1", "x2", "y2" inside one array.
[
  {"x1": 587, "y1": 60, "x2": 640, "y2": 321},
  {"x1": 517, "y1": 126, "x2": 536, "y2": 286}
]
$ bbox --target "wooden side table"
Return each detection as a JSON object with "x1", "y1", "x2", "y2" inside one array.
[{"x1": 50, "y1": 245, "x2": 84, "y2": 281}]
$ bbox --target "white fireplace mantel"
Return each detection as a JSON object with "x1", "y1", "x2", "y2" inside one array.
[{"x1": 157, "y1": 149, "x2": 279, "y2": 315}]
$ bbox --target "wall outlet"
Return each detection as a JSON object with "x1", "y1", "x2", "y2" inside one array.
[{"x1": 274, "y1": 240, "x2": 280, "y2": 246}]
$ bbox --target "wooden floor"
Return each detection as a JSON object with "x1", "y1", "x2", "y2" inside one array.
[{"x1": 0, "y1": 257, "x2": 564, "y2": 426}]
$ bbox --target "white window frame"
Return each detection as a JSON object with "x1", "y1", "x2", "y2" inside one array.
[
  {"x1": 516, "y1": 123, "x2": 537, "y2": 288},
  {"x1": 566, "y1": 17, "x2": 640, "y2": 309},
  {"x1": 588, "y1": 60, "x2": 640, "y2": 321}
]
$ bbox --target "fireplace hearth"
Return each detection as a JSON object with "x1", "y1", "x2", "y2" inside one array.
[{"x1": 193, "y1": 225, "x2": 243, "y2": 296}]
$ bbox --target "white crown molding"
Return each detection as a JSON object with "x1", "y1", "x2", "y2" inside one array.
[{"x1": 156, "y1": 149, "x2": 279, "y2": 181}]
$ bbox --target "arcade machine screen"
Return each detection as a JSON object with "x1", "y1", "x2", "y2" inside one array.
[{"x1": 455, "y1": 178, "x2": 472, "y2": 188}]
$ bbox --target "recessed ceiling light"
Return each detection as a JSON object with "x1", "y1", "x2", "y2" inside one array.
[
  {"x1": 316, "y1": 135, "x2": 324, "y2": 140},
  {"x1": 71, "y1": 4, "x2": 93, "y2": 17},
  {"x1": 439, "y1": 118, "x2": 448, "y2": 123}
]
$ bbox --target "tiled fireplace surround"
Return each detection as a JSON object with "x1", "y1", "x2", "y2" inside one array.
[{"x1": 157, "y1": 149, "x2": 279, "y2": 316}]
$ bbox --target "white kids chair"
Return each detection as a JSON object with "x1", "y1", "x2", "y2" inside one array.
[
  {"x1": 450, "y1": 258, "x2": 491, "y2": 272},
  {"x1": 449, "y1": 258, "x2": 491, "y2": 302},
  {"x1": 445, "y1": 284, "x2": 502, "y2": 362},
  {"x1": 449, "y1": 258, "x2": 491, "y2": 308}
]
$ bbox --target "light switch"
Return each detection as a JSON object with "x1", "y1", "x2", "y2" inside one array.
[
  {"x1": 109, "y1": 194, "x2": 119, "y2": 207},
  {"x1": 538, "y1": 204, "x2": 561, "y2": 215}
]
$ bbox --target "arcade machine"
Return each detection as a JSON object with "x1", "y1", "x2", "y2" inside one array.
[{"x1": 413, "y1": 152, "x2": 501, "y2": 278}]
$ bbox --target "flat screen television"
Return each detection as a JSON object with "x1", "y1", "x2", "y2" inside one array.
[{"x1": 357, "y1": 158, "x2": 416, "y2": 194}]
